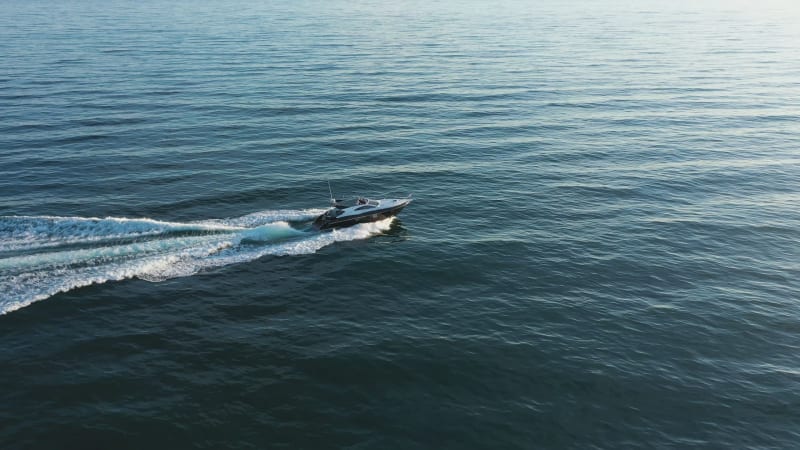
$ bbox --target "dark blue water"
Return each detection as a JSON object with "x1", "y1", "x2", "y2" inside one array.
[{"x1": 3, "y1": 0, "x2": 800, "y2": 447}]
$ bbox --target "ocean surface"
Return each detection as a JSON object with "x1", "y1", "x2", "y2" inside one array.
[{"x1": 2, "y1": 0, "x2": 800, "y2": 447}]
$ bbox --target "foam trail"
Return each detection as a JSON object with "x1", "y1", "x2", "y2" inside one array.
[
  {"x1": 0, "y1": 211, "x2": 393, "y2": 315},
  {"x1": 0, "y1": 215, "x2": 242, "y2": 253}
]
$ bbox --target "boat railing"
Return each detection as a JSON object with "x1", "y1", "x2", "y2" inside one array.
[{"x1": 335, "y1": 192, "x2": 412, "y2": 202}]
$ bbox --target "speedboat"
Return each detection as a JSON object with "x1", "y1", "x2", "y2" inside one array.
[{"x1": 312, "y1": 195, "x2": 412, "y2": 230}]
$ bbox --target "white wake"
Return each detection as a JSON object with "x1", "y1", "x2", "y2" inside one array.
[{"x1": 0, "y1": 210, "x2": 395, "y2": 315}]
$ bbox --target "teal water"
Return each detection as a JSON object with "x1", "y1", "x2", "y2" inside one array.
[{"x1": 2, "y1": 0, "x2": 800, "y2": 447}]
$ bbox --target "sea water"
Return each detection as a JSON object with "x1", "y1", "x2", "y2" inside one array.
[{"x1": 2, "y1": 0, "x2": 800, "y2": 447}]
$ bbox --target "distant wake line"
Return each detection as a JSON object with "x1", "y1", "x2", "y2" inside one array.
[{"x1": 0, "y1": 210, "x2": 395, "y2": 315}]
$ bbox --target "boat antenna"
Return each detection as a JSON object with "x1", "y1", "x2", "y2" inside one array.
[{"x1": 327, "y1": 181, "x2": 335, "y2": 205}]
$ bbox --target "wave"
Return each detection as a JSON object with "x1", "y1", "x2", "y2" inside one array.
[{"x1": 0, "y1": 210, "x2": 396, "y2": 315}]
